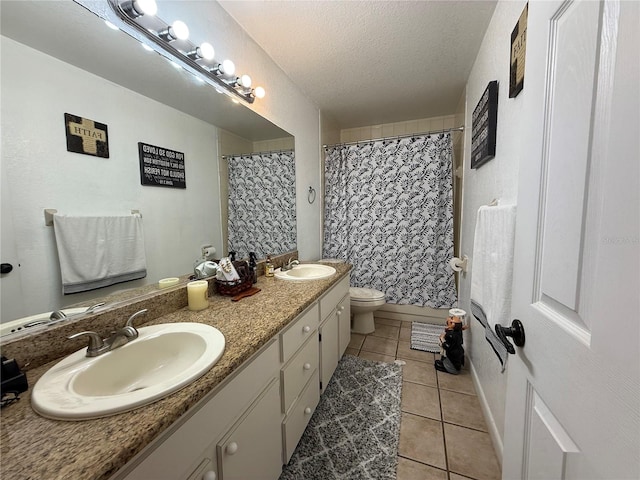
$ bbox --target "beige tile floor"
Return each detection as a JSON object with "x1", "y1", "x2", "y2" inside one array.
[{"x1": 344, "y1": 318, "x2": 501, "y2": 480}]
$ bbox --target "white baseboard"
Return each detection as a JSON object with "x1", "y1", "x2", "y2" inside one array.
[
  {"x1": 375, "y1": 303, "x2": 448, "y2": 325},
  {"x1": 469, "y1": 360, "x2": 504, "y2": 468}
]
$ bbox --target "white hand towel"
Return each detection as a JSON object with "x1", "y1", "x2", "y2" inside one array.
[
  {"x1": 470, "y1": 204, "x2": 517, "y2": 372},
  {"x1": 53, "y1": 214, "x2": 147, "y2": 294}
]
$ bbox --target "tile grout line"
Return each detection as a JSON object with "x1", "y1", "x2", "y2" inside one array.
[{"x1": 436, "y1": 366, "x2": 453, "y2": 480}]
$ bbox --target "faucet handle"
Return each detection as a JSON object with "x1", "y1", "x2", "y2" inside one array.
[
  {"x1": 125, "y1": 309, "x2": 148, "y2": 329},
  {"x1": 68, "y1": 331, "x2": 108, "y2": 357},
  {"x1": 85, "y1": 302, "x2": 106, "y2": 314}
]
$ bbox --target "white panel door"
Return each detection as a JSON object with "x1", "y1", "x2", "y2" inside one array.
[{"x1": 503, "y1": 1, "x2": 639, "y2": 479}]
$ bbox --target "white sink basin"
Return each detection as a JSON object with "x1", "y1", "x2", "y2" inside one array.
[
  {"x1": 274, "y1": 263, "x2": 336, "y2": 281},
  {"x1": 1, "y1": 308, "x2": 88, "y2": 338},
  {"x1": 31, "y1": 323, "x2": 225, "y2": 420}
]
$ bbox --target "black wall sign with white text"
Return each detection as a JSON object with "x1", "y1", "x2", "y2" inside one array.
[
  {"x1": 471, "y1": 81, "x2": 499, "y2": 169},
  {"x1": 138, "y1": 142, "x2": 186, "y2": 189}
]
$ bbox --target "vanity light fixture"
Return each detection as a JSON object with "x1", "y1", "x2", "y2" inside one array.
[{"x1": 107, "y1": 0, "x2": 265, "y2": 104}]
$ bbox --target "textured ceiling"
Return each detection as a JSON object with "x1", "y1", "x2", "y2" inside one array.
[
  {"x1": 219, "y1": 0, "x2": 497, "y2": 128},
  {"x1": 1, "y1": 1, "x2": 496, "y2": 134}
]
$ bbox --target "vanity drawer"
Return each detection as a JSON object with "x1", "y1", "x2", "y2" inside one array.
[
  {"x1": 281, "y1": 334, "x2": 319, "y2": 413},
  {"x1": 282, "y1": 371, "x2": 320, "y2": 463},
  {"x1": 280, "y1": 303, "x2": 319, "y2": 363},
  {"x1": 319, "y1": 276, "x2": 349, "y2": 321}
]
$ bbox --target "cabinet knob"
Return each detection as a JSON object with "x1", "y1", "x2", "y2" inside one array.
[
  {"x1": 304, "y1": 407, "x2": 312, "y2": 415},
  {"x1": 303, "y1": 325, "x2": 311, "y2": 333},
  {"x1": 203, "y1": 472, "x2": 217, "y2": 480},
  {"x1": 339, "y1": 306, "x2": 345, "y2": 311},
  {"x1": 226, "y1": 442, "x2": 239, "y2": 455},
  {"x1": 337, "y1": 310, "x2": 342, "y2": 316},
  {"x1": 303, "y1": 362, "x2": 311, "y2": 371}
]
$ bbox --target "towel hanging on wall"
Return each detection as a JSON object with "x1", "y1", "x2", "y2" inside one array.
[
  {"x1": 53, "y1": 214, "x2": 147, "y2": 294},
  {"x1": 470, "y1": 204, "x2": 517, "y2": 372}
]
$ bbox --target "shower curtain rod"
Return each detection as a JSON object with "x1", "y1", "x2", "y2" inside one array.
[
  {"x1": 323, "y1": 125, "x2": 464, "y2": 149},
  {"x1": 222, "y1": 148, "x2": 294, "y2": 159}
]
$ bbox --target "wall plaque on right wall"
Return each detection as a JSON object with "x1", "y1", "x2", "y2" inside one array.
[
  {"x1": 510, "y1": 3, "x2": 528, "y2": 98},
  {"x1": 471, "y1": 80, "x2": 499, "y2": 169}
]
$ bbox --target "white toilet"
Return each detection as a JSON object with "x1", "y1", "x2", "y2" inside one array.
[{"x1": 349, "y1": 287, "x2": 386, "y2": 334}]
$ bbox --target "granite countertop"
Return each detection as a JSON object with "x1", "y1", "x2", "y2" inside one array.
[{"x1": 0, "y1": 263, "x2": 351, "y2": 480}]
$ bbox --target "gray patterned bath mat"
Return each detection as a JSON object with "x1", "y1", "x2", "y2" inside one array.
[
  {"x1": 410, "y1": 322, "x2": 444, "y2": 353},
  {"x1": 279, "y1": 355, "x2": 403, "y2": 480}
]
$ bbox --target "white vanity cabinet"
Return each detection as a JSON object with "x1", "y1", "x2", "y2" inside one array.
[
  {"x1": 318, "y1": 276, "x2": 350, "y2": 392},
  {"x1": 112, "y1": 339, "x2": 282, "y2": 480},
  {"x1": 111, "y1": 273, "x2": 351, "y2": 480},
  {"x1": 279, "y1": 303, "x2": 320, "y2": 462},
  {"x1": 215, "y1": 377, "x2": 282, "y2": 480}
]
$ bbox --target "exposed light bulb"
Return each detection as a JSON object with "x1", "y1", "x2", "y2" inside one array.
[
  {"x1": 136, "y1": 0, "x2": 157, "y2": 16},
  {"x1": 170, "y1": 20, "x2": 189, "y2": 40},
  {"x1": 254, "y1": 86, "x2": 266, "y2": 99},
  {"x1": 199, "y1": 42, "x2": 215, "y2": 61},
  {"x1": 104, "y1": 20, "x2": 119, "y2": 30},
  {"x1": 239, "y1": 74, "x2": 252, "y2": 89},
  {"x1": 121, "y1": 0, "x2": 157, "y2": 18},
  {"x1": 222, "y1": 59, "x2": 235, "y2": 76}
]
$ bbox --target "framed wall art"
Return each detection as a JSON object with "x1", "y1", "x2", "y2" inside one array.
[
  {"x1": 471, "y1": 80, "x2": 499, "y2": 169},
  {"x1": 510, "y1": 3, "x2": 528, "y2": 98},
  {"x1": 64, "y1": 113, "x2": 109, "y2": 158},
  {"x1": 138, "y1": 142, "x2": 186, "y2": 189}
]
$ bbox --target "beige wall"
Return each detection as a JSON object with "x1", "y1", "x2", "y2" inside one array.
[
  {"x1": 339, "y1": 114, "x2": 459, "y2": 143},
  {"x1": 253, "y1": 137, "x2": 295, "y2": 153},
  {"x1": 459, "y1": 0, "x2": 528, "y2": 464}
]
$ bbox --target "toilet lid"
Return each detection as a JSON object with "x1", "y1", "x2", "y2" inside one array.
[{"x1": 350, "y1": 287, "x2": 385, "y2": 301}]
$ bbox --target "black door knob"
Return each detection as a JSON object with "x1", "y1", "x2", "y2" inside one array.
[
  {"x1": 1, "y1": 263, "x2": 13, "y2": 274},
  {"x1": 495, "y1": 319, "x2": 526, "y2": 353}
]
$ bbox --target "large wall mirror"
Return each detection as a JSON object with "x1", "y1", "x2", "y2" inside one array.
[{"x1": 0, "y1": 1, "x2": 295, "y2": 330}]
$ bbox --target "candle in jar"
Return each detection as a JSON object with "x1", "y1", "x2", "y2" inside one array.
[
  {"x1": 187, "y1": 280, "x2": 209, "y2": 311},
  {"x1": 158, "y1": 277, "x2": 179, "y2": 289}
]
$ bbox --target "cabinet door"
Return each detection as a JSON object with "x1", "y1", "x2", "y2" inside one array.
[
  {"x1": 282, "y1": 371, "x2": 320, "y2": 463},
  {"x1": 217, "y1": 378, "x2": 282, "y2": 480},
  {"x1": 319, "y1": 313, "x2": 339, "y2": 392},
  {"x1": 337, "y1": 293, "x2": 351, "y2": 357}
]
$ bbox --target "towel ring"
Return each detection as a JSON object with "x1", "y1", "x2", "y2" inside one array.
[{"x1": 308, "y1": 186, "x2": 316, "y2": 204}]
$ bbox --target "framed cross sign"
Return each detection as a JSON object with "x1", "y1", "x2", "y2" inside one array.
[{"x1": 64, "y1": 113, "x2": 109, "y2": 158}]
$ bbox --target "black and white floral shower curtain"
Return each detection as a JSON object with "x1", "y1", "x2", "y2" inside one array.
[
  {"x1": 323, "y1": 134, "x2": 456, "y2": 308},
  {"x1": 228, "y1": 150, "x2": 296, "y2": 259}
]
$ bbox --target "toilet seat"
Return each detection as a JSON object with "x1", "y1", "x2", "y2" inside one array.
[
  {"x1": 350, "y1": 287, "x2": 385, "y2": 303},
  {"x1": 349, "y1": 287, "x2": 385, "y2": 334}
]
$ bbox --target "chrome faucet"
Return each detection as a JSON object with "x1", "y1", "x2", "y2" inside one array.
[
  {"x1": 47, "y1": 302, "x2": 107, "y2": 326},
  {"x1": 23, "y1": 303, "x2": 107, "y2": 330},
  {"x1": 281, "y1": 257, "x2": 300, "y2": 271},
  {"x1": 68, "y1": 309, "x2": 147, "y2": 357}
]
